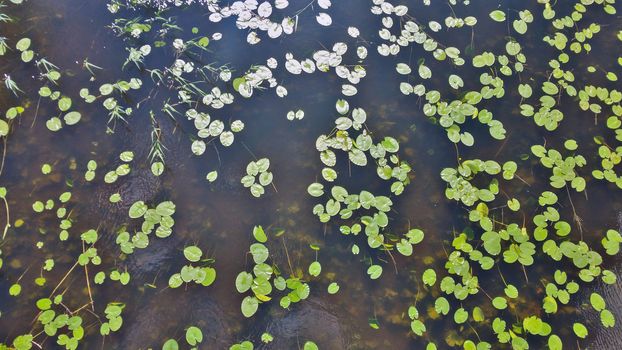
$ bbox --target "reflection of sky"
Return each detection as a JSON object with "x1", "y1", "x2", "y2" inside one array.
[{"x1": 0, "y1": 0, "x2": 622, "y2": 348}]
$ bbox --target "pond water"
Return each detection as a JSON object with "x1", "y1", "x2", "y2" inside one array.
[{"x1": 1, "y1": 0, "x2": 622, "y2": 349}]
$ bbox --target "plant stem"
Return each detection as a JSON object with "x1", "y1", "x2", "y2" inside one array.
[
  {"x1": 83, "y1": 241, "x2": 95, "y2": 311},
  {"x1": 281, "y1": 236, "x2": 294, "y2": 276},
  {"x1": 2, "y1": 195, "x2": 10, "y2": 240}
]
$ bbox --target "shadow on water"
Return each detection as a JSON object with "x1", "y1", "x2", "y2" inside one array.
[{"x1": 0, "y1": 0, "x2": 621, "y2": 349}]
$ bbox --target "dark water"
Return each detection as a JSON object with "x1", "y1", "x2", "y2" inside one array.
[{"x1": 0, "y1": 0, "x2": 621, "y2": 349}]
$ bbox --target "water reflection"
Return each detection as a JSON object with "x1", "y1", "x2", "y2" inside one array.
[{"x1": 0, "y1": 0, "x2": 621, "y2": 349}]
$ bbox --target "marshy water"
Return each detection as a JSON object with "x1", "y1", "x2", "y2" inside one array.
[{"x1": 1, "y1": 0, "x2": 622, "y2": 349}]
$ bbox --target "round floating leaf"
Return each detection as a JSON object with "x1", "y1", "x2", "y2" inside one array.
[
  {"x1": 36, "y1": 298, "x2": 52, "y2": 310},
  {"x1": 396, "y1": 239, "x2": 413, "y2": 256},
  {"x1": 259, "y1": 172, "x2": 273, "y2": 187},
  {"x1": 406, "y1": 229, "x2": 425, "y2": 244},
  {"x1": 411, "y1": 319, "x2": 426, "y2": 336},
  {"x1": 128, "y1": 201, "x2": 148, "y2": 218},
  {"x1": 250, "y1": 184, "x2": 265, "y2": 197},
  {"x1": 46, "y1": 117, "x2": 63, "y2": 132},
  {"x1": 367, "y1": 265, "x2": 383, "y2": 279},
  {"x1": 573, "y1": 323, "x2": 588, "y2": 338},
  {"x1": 41, "y1": 163, "x2": 53, "y2": 174},
  {"x1": 435, "y1": 297, "x2": 450, "y2": 315},
  {"x1": 250, "y1": 243, "x2": 269, "y2": 264},
  {"x1": 307, "y1": 183, "x2": 324, "y2": 197},
  {"x1": 183, "y1": 246, "x2": 203, "y2": 262},
  {"x1": 185, "y1": 326, "x2": 203, "y2": 346},
  {"x1": 418, "y1": 64, "x2": 432, "y2": 79},
  {"x1": 162, "y1": 339, "x2": 179, "y2": 350},
  {"x1": 63, "y1": 111, "x2": 81, "y2": 125},
  {"x1": 0, "y1": 120, "x2": 9, "y2": 136},
  {"x1": 201, "y1": 267, "x2": 217, "y2": 286},
  {"x1": 16, "y1": 38, "x2": 31, "y2": 51},
  {"x1": 303, "y1": 341, "x2": 319, "y2": 350},
  {"x1": 230, "y1": 341, "x2": 254, "y2": 350},
  {"x1": 241, "y1": 296, "x2": 259, "y2": 317},
  {"x1": 220, "y1": 131, "x2": 234, "y2": 147},
  {"x1": 206, "y1": 171, "x2": 218, "y2": 182},
  {"x1": 513, "y1": 19, "x2": 527, "y2": 34},
  {"x1": 422, "y1": 269, "x2": 437, "y2": 286},
  {"x1": 590, "y1": 293, "x2": 606, "y2": 312},
  {"x1": 9, "y1": 284, "x2": 21, "y2": 296},
  {"x1": 489, "y1": 10, "x2": 506, "y2": 22},
  {"x1": 472, "y1": 307, "x2": 485, "y2": 322},
  {"x1": 504, "y1": 285, "x2": 519, "y2": 298},
  {"x1": 156, "y1": 201, "x2": 176, "y2": 216},
  {"x1": 601, "y1": 309, "x2": 615, "y2": 327},
  {"x1": 396, "y1": 63, "x2": 411, "y2": 75},
  {"x1": 253, "y1": 225, "x2": 267, "y2": 243},
  {"x1": 32, "y1": 201, "x2": 44, "y2": 212},
  {"x1": 308, "y1": 261, "x2": 322, "y2": 277},
  {"x1": 518, "y1": 84, "x2": 532, "y2": 98},
  {"x1": 58, "y1": 97, "x2": 72, "y2": 112},
  {"x1": 99, "y1": 84, "x2": 114, "y2": 95},
  {"x1": 328, "y1": 282, "x2": 340, "y2": 294},
  {"x1": 119, "y1": 151, "x2": 134, "y2": 162},
  {"x1": 21, "y1": 50, "x2": 33, "y2": 62},
  {"x1": 151, "y1": 162, "x2": 164, "y2": 176},
  {"x1": 448, "y1": 74, "x2": 464, "y2": 89},
  {"x1": 453, "y1": 308, "x2": 468, "y2": 324},
  {"x1": 492, "y1": 297, "x2": 508, "y2": 310},
  {"x1": 236, "y1": 272, "x2": 253, "y2": 293},
  {"x1": 548, "y1": 335, "x2": 562, "y2": 350}
]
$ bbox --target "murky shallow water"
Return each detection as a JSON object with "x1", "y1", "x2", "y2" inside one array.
[{"x1": 1, "y1": 0, "x2": 622, "y2": 349}]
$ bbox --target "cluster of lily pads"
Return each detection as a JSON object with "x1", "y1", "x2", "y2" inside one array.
[
  {"x1": 236, "y1": 226, "x2": 310, "y2": 318},
  {"x1": 241, "y1": 158, "x2": 274, "y2": 197},
  {"x1": 105, "y1": 0, "x2": 370, "y2": 187},
  {"x1": 3, "y1": 163, "x2": 141, "y2": 349},
  {"x1": 531, "y1": 142, "x2": 587, "y2": 192},
  {"x1": 230, "y1": 339, "x2": 318, "y2": 350},
  {"x1": 307, "y1": 100, "x2": 415, "y2": 277},
  {"x1": 118, "y1": 200, "x2": 177, "y2": 254},
  {"x1": 368, "y1": 0, "x2": 622, "y2": 349},
  {"x1": 1, "y1": 0, "x2": 622, "y2": 349},
  {"x1": 161, "y1": 325, "x2": 205, "y2": 350},
  {"x1": 1, "y1": 19, "x2": 86, "y2": 136},
  {"x1": 168, "y1": 245, "x2": 216, "y2": 288}
]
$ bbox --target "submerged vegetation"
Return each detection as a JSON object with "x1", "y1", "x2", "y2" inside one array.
[{"x1": 0, "y1": 0, "x2": 622, "y2": 349}]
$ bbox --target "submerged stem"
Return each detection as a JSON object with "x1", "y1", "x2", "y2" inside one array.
[
  {"x1": 1, "y1": 195, "x2": 10, "y2": 240},
  {"x1": 83, "y1": 241, "x2": 95, "y2": 312},
  {"x1": 0, "y1": 137, "x2": 7, "y2": 177},
  {"x1": 281, "y1": 236, "x2": 294, "y2": 277}
]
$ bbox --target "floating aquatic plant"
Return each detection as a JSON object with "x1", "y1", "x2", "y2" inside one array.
[
  {"x1": 119, "y1": 200, "x2": 177, "y2": 255},
  {"x1": 1, "y1": 0, "x2": 622, "y2": 349},
  {"x1": 168, "y1": 245, "x2": 216, "y2": 288},
  {"x1": 161, "y1": 325, "x2": 204, "y2": 349},
  {"x1": 236, "y1": 226, "x2": 310, "y2": 317},
  {"x1": 241, "y1": 158, "x2": 274, "y2": 198}
]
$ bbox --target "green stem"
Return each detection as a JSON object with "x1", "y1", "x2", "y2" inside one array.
[{"x1": 2, "y1": 195, "x2": 10, "y2": 240}]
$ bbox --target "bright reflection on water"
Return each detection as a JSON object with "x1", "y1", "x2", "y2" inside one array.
[{"x1": 0, "y1": 0, "x2": 621, "y2": 349}]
